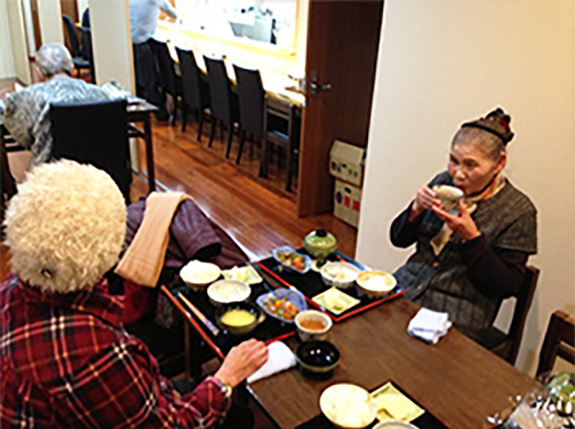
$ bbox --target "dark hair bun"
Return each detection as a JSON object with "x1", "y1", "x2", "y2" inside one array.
[{"x1": 461, "y1": 107, "x2": 514, "y2": 144}]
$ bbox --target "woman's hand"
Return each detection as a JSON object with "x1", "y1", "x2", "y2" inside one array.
[
  {"x1": 214, "y1": 339, "x2": 268, "y2": 388},
  {"x1": 432, "y1": 200, "x2": 481, "y2": 241},
  {"x1": 409, "y1": 185, "x2": 442, "y2": 221}
]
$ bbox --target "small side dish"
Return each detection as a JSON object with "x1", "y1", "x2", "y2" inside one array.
[
  {"x1": 256, "y1": 288, "x2": 307, "y2": 323},
  {"x1": 216, "y1": 302, "x2": 260, "y2": 336},
  {"x1": 272, "y1": 246, "x2": 312, "y2": 274}
]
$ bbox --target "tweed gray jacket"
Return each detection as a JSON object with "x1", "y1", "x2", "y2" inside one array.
[{"x1": 392, "y1": 171, "x2": 537, "y2": 341}]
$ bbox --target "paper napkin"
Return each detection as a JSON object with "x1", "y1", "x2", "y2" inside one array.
[
  {"x1": 312, "y1": 287, "x2": 360, "y2": 315},
  {"x1": 407, "y1": 308, "x2": 452, "y2": 344},
  {"x1": 372, "y1": 382, "x2": 424, "y2": 422},
  {"x1": 246, "y1": 341, "x2": 296, "y2": 383}
]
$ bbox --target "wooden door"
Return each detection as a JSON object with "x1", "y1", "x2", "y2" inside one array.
[
  {"x1": 30, "y1": 0, "x2": 42, "y2": 52},
  {"x1": 297, "y1": 0, "x2": 383, "y2": 216}
]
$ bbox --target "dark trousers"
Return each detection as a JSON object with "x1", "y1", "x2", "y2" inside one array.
[{"x1": 132, "y1": 41, "x2": 168, "y2": 119}]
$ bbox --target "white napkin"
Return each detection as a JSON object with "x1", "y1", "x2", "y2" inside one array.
[
  {"x1": 407, "y1": 308, "x2": 452, "y2": 344},
  {"x1": 246, "y1": 341, "x2": 296, "y2": 384}
]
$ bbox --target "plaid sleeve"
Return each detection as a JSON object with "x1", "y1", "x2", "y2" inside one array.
[{"x1": 48, "y1": 339, "x2": 230, "y2": 428}]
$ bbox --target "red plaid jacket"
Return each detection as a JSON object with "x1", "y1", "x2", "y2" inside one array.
[{"x1": 0, "y1": 275, "x2": 230, "y2": 428}]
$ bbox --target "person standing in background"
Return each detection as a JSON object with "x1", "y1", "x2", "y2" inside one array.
[{"x1": 129, "y1": 0, "x2": 178, "y2": 120}]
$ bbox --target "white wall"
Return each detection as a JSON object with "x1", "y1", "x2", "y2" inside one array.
[
  {"x1": 6, "y1": 0, "x2": 32, "y2": 85},
  {"x1": 357, "y1": 0, "x2": 575, "y2": 375},
  {"x1": 89, "y1": 0, "x2": 134, "y2": 92},
  {"x1": 37, "y1": 0, "x2": 64, "y2": 45},
  {"x1": 0, "y1": 0, "x2": 16, "y2": 78}
]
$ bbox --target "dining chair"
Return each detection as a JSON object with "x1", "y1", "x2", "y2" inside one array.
[
  {"x1": 149, "y1": 39, "x2": 182, "y2": 126},
  {"x1": 62, "y1": 15, "x2": 90, "y2": 78},
  {"x1": 78, "y1": 27, "x2": 96, "y2": 83},
  {"x1": 204, "y1": 56, "x2": 239, "y2": 158},
  {"x1": 175, "y1": 47, "x2": 211, "y2": 140},
  {"x1": 49, "y1": 99, "x2": 131, "y2": 203},
  {"x1": 232, "y1": 64, "x2": 265, "y2": 166},
  {"x1": 537, "y1": 310, "x2": 575, "y2": 376},
  {"x1": 479, "y1": 265, "x2": 539, "y2": 365}
]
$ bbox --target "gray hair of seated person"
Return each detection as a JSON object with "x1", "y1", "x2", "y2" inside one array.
[
  {"x1": 36, "y1": 43, "x2": 74, "y2": 78},
  {"x1": 451, "y1": 126, "x2": 506, "y2": 162}
]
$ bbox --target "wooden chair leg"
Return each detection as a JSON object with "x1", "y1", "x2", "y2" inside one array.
[
  {"x1": 208, "y1": 117, "x2": 216, "y2": 148},
  {"x1": 236, "y1": 130, "x2": 246, "y2": 164}
]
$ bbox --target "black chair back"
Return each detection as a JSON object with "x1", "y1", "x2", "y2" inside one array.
[
  {"x1": 204, "y1": 56, "x2": 236, "y2": 125},
  {"x1": 233, "y1": 65, "x2": 265, "y2": 138},
  {"x1": 176, "y1": 47, "x2": 208, "y2": 110},
  {"x1": 480, "y1": 265, "x2": 539, "y2": 364},
  {"x1": 49, "y1": 99, "x2": 131, "y2": 203},
  {"x1": 150, "y1": 39, "x2": 178, "y2": 97},
  {"x1": 537, "y1": 310, "x2": 575, "y2": 376},
  {"x1": 62, "y1": 15, "x2": 81, "y2": 58},
  {"x1": 79, "y1": 27, "x2": 95, "y2": 83}
]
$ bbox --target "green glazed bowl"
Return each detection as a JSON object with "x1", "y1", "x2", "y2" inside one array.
[{"x1": 304, "y1": 229, "x2": 338, "y2": 260}]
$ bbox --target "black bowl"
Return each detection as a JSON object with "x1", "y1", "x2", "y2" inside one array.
[
  {"x1": 216, "y1": 301, "x2": 261, "y2": 336},
  {"x1": 296, "y1": 340, "x2": 340, "y2": 376}
]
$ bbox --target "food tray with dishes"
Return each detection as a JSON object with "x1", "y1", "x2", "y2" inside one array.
[
  {"x1": 169, "y1": 268, "x2": 307, "y2": 355},
  {"x1": 256, "y1": 249, "x2": 405, "y2": 322},
  {"x1": 295, "y1": 381, "x2": 447, "y2": 429}
]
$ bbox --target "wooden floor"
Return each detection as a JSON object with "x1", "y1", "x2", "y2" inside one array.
[{"x1": 1, "y1": 77, "x2": 357, "y2": 280}]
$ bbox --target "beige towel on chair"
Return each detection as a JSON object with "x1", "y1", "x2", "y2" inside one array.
[{"x1": 115, "y1": 192, "x2": 192, "y2": 287}]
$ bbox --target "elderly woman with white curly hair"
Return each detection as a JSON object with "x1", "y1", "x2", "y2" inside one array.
[
  {"x1": 0, "y1": 160, "x2": 268, "y2": 428},
  {"x1": 1, "y1": 43, "x2": 110, "y2": 166}
]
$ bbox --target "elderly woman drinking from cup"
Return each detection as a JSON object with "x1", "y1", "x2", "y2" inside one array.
[{"x1": 390, "y1": 108, "x2": 537, "y2": 343}]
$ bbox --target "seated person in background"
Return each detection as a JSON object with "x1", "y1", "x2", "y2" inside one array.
[
  {"x1": 1, "y1": 43, "x2": 111, "y2": 166},
  {"x1": 390, "y1": 108, "x2": 537, "y2": 343},
  {"x1": 0, "y1": 160, "x2": 268, "y2": 428},
  {"x1": 130, "y1": 0, "x2": 178, "y2": 120}
]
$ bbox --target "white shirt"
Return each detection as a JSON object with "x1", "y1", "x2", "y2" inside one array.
[{"x1": 129, "y1": 0, "x2": 177, "y2": 44}]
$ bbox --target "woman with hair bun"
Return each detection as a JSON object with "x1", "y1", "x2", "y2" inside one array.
[{"x1": 391, "y1": 108, "x2": 537, "y2": 343}]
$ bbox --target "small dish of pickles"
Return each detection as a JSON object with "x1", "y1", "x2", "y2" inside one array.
[{"x1": 272, "y1": 246, "x2": 312, "y2": 274}]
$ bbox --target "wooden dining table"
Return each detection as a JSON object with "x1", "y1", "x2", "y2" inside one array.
[{"x1": 162, "y1": 253, "x2": 538, "y2": 429}]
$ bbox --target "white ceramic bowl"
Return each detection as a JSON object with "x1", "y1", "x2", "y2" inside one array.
[
  {"x1": 320, "y1": 383, "x2": 377, "y2": 429},
  {"x1": 180, "y1": 260, "x2": 221, "y2": 291},
  {"x1": 356, "y1": 270, "x2": 397, "y2": 298},
  {"x1": 207, "y1": 279, "x2": 250, "y2": 305},
  {"x1": 320, "y1": 262, "x2": 360, "y2": 289},
  {"x1": 295, "y1": 310, "x2": 333, "y2": 341}
]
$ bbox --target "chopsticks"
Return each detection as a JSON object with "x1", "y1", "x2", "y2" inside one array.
[
  {"x1": 178, "y1": 292, "x2": 220, "y2": 336},
  {"x1": 160, "y1": 285, "x2": 225, "y2": 361}
]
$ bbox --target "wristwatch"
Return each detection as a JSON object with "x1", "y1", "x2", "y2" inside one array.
[{"x1": 220, "y1": 380, "x2": 233, "y2": 398}]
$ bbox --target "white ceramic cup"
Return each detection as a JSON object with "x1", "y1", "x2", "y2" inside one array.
[
  {"x1": 432, "y1": 185, "x2": 464, "y2": 213},
  {"x1": 295, "y1": 310, "x2": 333, "y2": 341}
]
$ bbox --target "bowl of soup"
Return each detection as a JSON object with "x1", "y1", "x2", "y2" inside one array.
[
  {"x1": 216, "y1": 302, "x2": 261, "y2": 336},
  {"x1": 296, "y1": 340, "x2": 340, "y2": 377},
  {"x1": 295, "y1": 310, "x2": 333, "y2": 341}
]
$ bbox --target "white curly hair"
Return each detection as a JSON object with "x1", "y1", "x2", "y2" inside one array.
[{"x1": 4, "y1": 160, "x2": 126, "y2": 294}]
